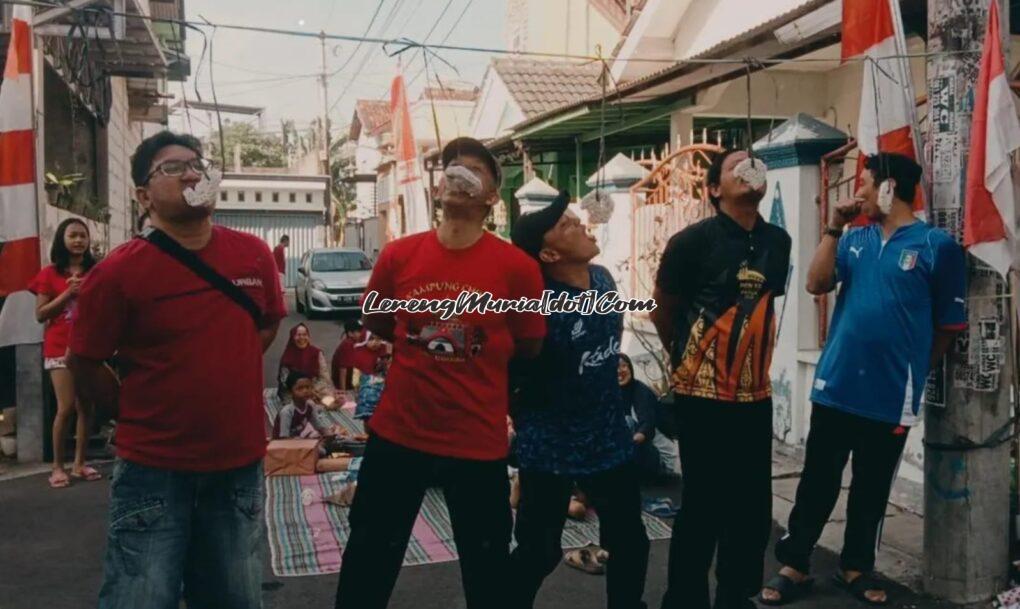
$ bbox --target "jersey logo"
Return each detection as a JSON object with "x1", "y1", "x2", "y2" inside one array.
[
  {"x1": 571, "y1": 319, "x2": 586, "y2": 340},
  {"x1": 899, "y1": 249, "x2": 919, "y2": 271},
  {"x1": 849, "y1": 246, "x2": 863, "y2": 259}
]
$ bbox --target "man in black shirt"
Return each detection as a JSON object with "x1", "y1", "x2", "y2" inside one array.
[{"x1": 652, "y1": 149, "x2": 791, "y2": 609}]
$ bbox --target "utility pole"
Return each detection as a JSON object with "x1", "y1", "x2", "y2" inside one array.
[
  {"x1": 320, "y1": 32, "x2": 334, "y2": 245},
  {"x1": 925, "y1": 0, "x2": 1012, "y2": 603}
]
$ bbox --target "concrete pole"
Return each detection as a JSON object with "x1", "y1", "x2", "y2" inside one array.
[
  {"x1": 924, "y1": 0, "x2": 1012, "y2": 603},
  {"x1": 15, "y1": 344, "x2": 44, "y2": 462},
  {"x1": 320, "y1": 32, "x2": 334, "y2": 245}
]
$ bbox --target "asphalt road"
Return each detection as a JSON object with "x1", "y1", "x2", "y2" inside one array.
[{"x1": 0, "y1": 304, "x2": 957, "y2": 609}]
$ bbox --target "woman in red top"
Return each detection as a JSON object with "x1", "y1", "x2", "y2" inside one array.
[
  {"x1": 28, "y1": 218, "x2": 99, "y2": 488},
  {"x1": 277, "y1": 323, "x2": 333, "y2": 399}
]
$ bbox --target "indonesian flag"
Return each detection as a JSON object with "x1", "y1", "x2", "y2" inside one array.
[
  {"x1": 964, "y1": 1, "x2": 1019, "y2": 278},
  {"x1": 390, "y1": 71, "x2": 431, "y2": 236},
  {"x1": 0, "y1": 6, "x2": 43, "y2": 347},
  {"x1": 842, "y1": 0, "x2": 925, "y2": 217}
]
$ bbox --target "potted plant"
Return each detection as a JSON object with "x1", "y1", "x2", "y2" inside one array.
[{"x1": 44, "y1": 172, "x2": 86, "y2": 209}]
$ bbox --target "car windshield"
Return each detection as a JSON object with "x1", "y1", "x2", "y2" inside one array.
[{"x1": 311, "y1": 252, "x2": 371, "y2": 272}]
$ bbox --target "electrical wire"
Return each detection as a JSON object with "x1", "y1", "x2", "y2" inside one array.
[
  {"x1": 6, "y1": 0, "x2": 983, "y2": 67},
  {"x1": 328, "y1": 0, "x2": 388, "y2": 77},
  {"x1": 196, "y1": 15, "x2": 226, "y2": 167},
  {"x1": 406, "y1": 0, "x2": 474, "y2": 89},
  {"x1": 326, "y1": 0, "x2": 410, "y2": 114}
]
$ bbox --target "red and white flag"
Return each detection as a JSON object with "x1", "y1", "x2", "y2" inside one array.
[
  {"x1": 390, "y1": 71, "x2": 431, "y2": 237},
  {"x1": 0, "y1": 6, "x2": 43, "y2": 347},
  {"x1": 964, "y1": 1, "x2": 1019, "y2": 277},
  {"x1": 842, "y1": 0, "x2": 925, "y2": 216}
]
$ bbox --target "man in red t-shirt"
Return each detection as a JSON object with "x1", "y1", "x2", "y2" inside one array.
[
  {"x1": 273, "y1": 234, "x2": 289, "y2": 291},
  {"x1": 69, "y1": 131, "x2": 286, "y2": 609},
  {"x1": 334, "y1": 137, "x2": 546, "y2": 609}
]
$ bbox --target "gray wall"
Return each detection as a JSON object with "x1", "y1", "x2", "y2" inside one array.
[{"x1": 214, "y1": 211, "x2": 326, "y2": 288}]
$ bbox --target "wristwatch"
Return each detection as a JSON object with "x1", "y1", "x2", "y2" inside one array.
[{"x1": 824, "y1": 226, "x2": 843, "y2": 240}]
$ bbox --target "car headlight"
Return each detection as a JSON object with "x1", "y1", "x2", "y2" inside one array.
[{"x1": 310, "y1": 279, "x2": 326, "y2": 291}]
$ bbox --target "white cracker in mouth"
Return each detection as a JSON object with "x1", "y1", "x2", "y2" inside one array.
[
  {"x1": 444, "y1": 164, "x2": 483, "y2": 198},
  {"x1": 182, "y1": 167, "x2": 223, "y2": 208},
  {"x1": 734, "y1": 157, "x2": 767, "y2": 190},
  {"x1": 581, "y1": 190, "x2": 614, "y2": 224}
]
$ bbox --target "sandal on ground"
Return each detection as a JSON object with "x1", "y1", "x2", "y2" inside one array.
[
  {"x1": 48, "y1": 470, "x2": 70, "y2": 488},
  {"x1": 832, "y1": 572, "x2": 889, "y2": 606},
  {"x1": 563, "y1": 545, "x2": 605, "y2": 575},
  {"x1": 70, "y1": 465, "x2": 102, "y2": 482},
  {"x1": 759, "y1": 574, "x2": 814, "y2": 606}
]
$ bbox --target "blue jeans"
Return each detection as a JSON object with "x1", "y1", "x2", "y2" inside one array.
[{"x1": 98, "y1": 458, "x2": 264, "y2": 609}]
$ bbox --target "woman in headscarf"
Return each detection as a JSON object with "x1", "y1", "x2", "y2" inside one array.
[
  {"x1": 619, "y1": 353, "x2": 678, "y2": 481},
  {"x1": 278, "y1": 323, "x2": 333, "y2": 399}
]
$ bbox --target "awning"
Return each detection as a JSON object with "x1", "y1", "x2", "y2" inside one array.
[
  {"x1": 493, "y1": 0, "x2": 840, "y2": 155},
  {"x1": 33, "y1": 0, "x2": 172, "y2": 79}
]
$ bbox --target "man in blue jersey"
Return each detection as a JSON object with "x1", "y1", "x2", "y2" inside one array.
[{"x1": 760, "y1": 153, "x2": 966, "y2": 607}]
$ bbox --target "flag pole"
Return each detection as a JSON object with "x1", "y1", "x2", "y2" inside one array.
[{"x1": 888, "y1": 0, "x2": 929, "y2": 216}]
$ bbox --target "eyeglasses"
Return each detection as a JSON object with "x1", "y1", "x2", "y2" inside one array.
[{"x1": 144, "y1": 158, "x2": 215, "y2": 184}]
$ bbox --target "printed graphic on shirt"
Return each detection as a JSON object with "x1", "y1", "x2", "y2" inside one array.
[
  {"x1": 571, "y1": 319, "x2": 586, "y2": 340},
  {"x1": 658, "y1": 214, "x2": 790, "y2": 404},
  {"x1": 899, "y1": 249, "x2": 918, "y2": 271},
  {"x1": 578, "y1": 335, "x2": 620, "y2": 375},
  {"x1": 672, "y1": 286, "x2": 777, "y2": 402},
  {"x1": 406, "y1": 318, "x2": 487, "y2": 362}
]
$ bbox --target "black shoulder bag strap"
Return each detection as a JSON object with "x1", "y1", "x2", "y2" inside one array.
[{"x1": 139, "y1": 227, "x2": 262, "y2": 327}]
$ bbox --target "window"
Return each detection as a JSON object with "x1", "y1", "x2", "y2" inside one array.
[
  {"x1": 306, "y1": 193, "x2": 313, "y2": 203},
  {"x1": 311, "y1": 252, "x2": 372, "y2": 272},
  {"x1": 255, "y1": 192, "x2": 262, "y2": 202},
  {"x1": 272, "y1": 192, "x2": 279, "y2": 203},
  {"x1": 220, "y1": 191, "x2": 227, "y2": 201},
  {"x1": 238, "y1": 191, "x2": 245, "y2": 202},
  {"x1": 289, "y1": 193, "x2": 296, "y2": 203}
]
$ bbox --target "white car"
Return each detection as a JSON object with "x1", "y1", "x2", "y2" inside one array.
[{"x1": 294, "y1": 247, "x2": 373, "y2": 318}]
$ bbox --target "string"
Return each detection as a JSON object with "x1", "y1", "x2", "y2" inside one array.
[{"x1": 4, "y1": 0, "x2": 983, "y2": 67}]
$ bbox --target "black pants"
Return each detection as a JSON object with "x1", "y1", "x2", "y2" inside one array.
[
  {"x1": 509, "y1": 464, "x2": 650, "y2": 609},
  {"x1": 661, "y1": 397, "x2": 773, "y2": 609},
  {"x1": 334, "y1": 434, "x2": 512, "y2": 609},
  {"x1": 775, "y1": 404, "x2": 909, "y2": 575}
]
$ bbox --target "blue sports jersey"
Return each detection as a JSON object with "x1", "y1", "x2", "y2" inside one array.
[
  {"x1": 512, "y1": 265, "x2": 634, "y2": 476},
  {"x1": 811, "y1": 222, "x2": 967, "y2": 426}
]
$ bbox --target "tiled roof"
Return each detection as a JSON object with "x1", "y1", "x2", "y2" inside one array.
[
  {"x1": 491, "y1": 58, "x2": 604, "y2": 119},
  {"x1": 354, "y1": 99, "x2": 391, "y2": 136}
]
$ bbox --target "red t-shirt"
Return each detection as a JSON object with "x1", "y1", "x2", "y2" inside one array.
[
  {"x1": 70, "y1": 226, "x2": 288, "y2": 472},
  {"x1": 331, "y1": 339, "x2": 380, "y2": 383},
  {"x1": 364, "y1": 230, "x2": 545, "y2": 460},
  {"x1": 27, "y1": 265, "x2": 86, "y2": 358},
  {"x1": 273, "y1": 244, "x2": 286, "y2": 273}
]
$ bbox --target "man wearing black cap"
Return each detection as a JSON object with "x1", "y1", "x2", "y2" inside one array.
[
  {"x1": 508, "y1": 193, "x2": 649, "y2": 609},
  {"x1": 653, "y1": 149, "x2": 790, "y2": 609},
  {"x1": 335, "y1": 137, "x2": 545, "y2": 609}
]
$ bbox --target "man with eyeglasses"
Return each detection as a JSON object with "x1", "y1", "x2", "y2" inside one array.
[{"x1": 69, "y1": 131, "x2": 287, "y2": 609}]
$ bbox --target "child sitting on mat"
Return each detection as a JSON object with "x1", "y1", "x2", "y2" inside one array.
[{"x1": 273, "y1": 372, "x2": 346, "y2": 442}]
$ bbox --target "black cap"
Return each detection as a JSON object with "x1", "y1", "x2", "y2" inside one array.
[
  {"x1": 441, "y1": 137, "x2": 502, "y2": 188},
  {"x1": 510, "y1": 190, "x2": 570, "y2": 260}
]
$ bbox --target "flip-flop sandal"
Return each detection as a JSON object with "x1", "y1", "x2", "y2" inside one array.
[
  {"x1": 70, "y1": 466, "x2": 102, "y2": 482},
  {"x1": 48, "y1": 470, "x2": 70, "y2": 488},
  {"x1": 832, "y1": 572, "x2": 889, "y2": 606},
  {"x1": 563, "y1": 546, "x2": 605, "y2": 575},
  {"x1": 759, "y1": 574, "x2": 814, "y2": 606}
]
